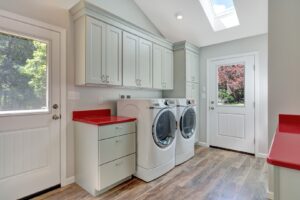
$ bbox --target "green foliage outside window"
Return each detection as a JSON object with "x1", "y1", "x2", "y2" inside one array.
[{"x1": 0, "y1": 32, "x2": 47, "y2": 112}]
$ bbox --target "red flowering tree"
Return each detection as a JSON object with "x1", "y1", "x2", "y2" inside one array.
[{"x1": 218, "y1": 64, "x2": 245, "y2": 104}]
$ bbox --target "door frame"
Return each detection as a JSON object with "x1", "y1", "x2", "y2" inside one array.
[
  {"x1": 206, "y1": 52, "x2": 260, "y2": 157},
  {"x1": 0, "y1": 10, "x2": 69, "y2": 186}
]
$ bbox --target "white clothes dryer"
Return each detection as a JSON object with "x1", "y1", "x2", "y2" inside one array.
[{"x1": 175, "y1": 98, "x2": 196, "y2": 165}]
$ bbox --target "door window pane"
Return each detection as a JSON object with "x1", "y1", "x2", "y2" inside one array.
[
  {"x1": 218, "y1": 63, "x2": 245, "y2": 106},
  {"x1": 0, "y1": 32, "x2": 48, "y2": 114}
]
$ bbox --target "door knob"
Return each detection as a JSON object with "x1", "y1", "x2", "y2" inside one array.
[
  {"x1": 52, "y1": 104, "x2": 59, "y2": 109},
  {"x1": 210, "y1": 107, "x2": 215, "y2": 110},
  {"x1": 52, "y1": 114, "x2": 61, "y2": 120}
]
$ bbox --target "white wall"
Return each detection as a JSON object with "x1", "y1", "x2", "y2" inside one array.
[
  {"x1": 268, "y1": 0, "x2": 300, "y2": 193},
  {"x1": 198, "y1": 34, "x2": 268, "y2": 156},
  {"x1": 0, "y1": 0, "x2": 162, "y2": 178}
]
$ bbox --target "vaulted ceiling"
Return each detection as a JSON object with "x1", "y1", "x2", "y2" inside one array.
[
  {"x1": 33, "y1": 0, "x2": 268, "y2": 47},
  {"x1": 134, "y1": 0, "x2": 268, "y2": 47}
]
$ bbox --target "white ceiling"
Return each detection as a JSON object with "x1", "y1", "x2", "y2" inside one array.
[
  {"x1": 134, "y1": 0, "x2": 268, "y2": 47},
  {"x1": 36, "y1": 0, "x2": 268, "y2": 47}
]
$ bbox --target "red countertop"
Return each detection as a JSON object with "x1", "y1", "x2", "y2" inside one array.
[
  {"x1": 73, "y1": 109, "x2": 136, "y2": 126},
  {"x1": 267, "y1": 114, "x2": 300, "y2": 170}
]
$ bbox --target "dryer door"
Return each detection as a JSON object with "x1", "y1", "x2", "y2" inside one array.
[
  {"x1": 180, "y1": 107, "x2": 196, "y2": 139},
  {"x1": 153, "y1": 108, "x2": 177, "y2": 148}
]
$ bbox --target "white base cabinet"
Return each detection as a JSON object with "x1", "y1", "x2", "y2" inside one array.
[
  {"x1": 75, "y1": 122, "x2": 136, "y2": 196},
  {"x1": 273, "y1": 166, "x2": 300, "y2": 200}
]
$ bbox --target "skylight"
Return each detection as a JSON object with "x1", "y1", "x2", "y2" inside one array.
[{"x1": 199, "y1": 0, "x2": 240, "y2": 32}]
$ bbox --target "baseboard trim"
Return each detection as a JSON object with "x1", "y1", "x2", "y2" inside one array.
[
  {"x1": 267, "y1": 190, "x2": 274, "y2": 200},
  {"x1": 195, "y1": 141, "x2": 209, "y2": 147},
  {"x1": 61, "y1": 176, "x2": 75, "y2": 187},
  {"x1": 256, "y1": 153, "x2": 267, "y2": 158}
]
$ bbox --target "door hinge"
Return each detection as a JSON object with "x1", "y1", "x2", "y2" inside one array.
[
  {"x1": 253, "y1": 65, "x2": 255, "y2": 71},
  {"x1": 253, "y1": 102, "x2": 255, "y2": 108}
]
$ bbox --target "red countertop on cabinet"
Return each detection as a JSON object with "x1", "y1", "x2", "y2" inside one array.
[
  {"x1": 267, "y1": 114, "x2": 300, "y2": 170},
  {"x1": 72, "y1": 109, "x2": 136, "y2": 126}
]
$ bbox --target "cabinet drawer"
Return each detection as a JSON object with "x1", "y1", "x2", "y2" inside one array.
[
  {"x1": 99, "y1": 154, "x2": 136, "y2": 190},
  {"x1": 99, "y1": 133, "x2": 136, "y2": 165},
  {"x1": 99, "y1": 122, "x2": 136, "y2": 140}
]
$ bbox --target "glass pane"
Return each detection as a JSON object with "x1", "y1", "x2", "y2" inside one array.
[
  {"x1": 0, "y1": 32, "x2": 48, "y2": 114},
  {"x1": 181, "y1": 108, "x2": 196, "y2": 138},
  {"x1": 154, "y1": 110, "x2": 176, "y2": 147},
  {"x1": 211, "y1": 0, "x2": 234, "y2": 16},
  {"x1": 218, "y1": 63, "x2": 245, "y2": 106}
]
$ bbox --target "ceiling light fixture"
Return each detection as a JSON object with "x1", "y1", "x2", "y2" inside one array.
[{"x1": 175, "y1": 13, "x2": 183, "y2": 20}]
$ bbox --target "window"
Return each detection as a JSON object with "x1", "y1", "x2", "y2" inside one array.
[
  {"x1": 218, "y1": 63, "x2": 245, "y2": 106},
  {"x1": 199, "y1": 0, "x2": 240, "y2": 31},
  {"x1": 0, "y1": 32, "x2": 48, "y2": 114}
]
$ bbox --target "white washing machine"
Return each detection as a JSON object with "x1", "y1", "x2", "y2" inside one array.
[
  {"x1": 117, "y1": 99, "x2": 177, "y2": 182},
  {"x1": 175, "y1": 98, "x2": 196, "y2": 165}
]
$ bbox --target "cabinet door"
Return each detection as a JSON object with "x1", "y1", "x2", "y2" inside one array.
[
  {"x1": 86, "y1": 17, "x2": 106, "y2": 84},
  {"x1": 191, "y1": 53, "x2": 200, "y2": 83},
  {"x1": 106, "y1": 25, "x2": 122, "y2": 86},
  {"x1": 138, "y1": 38, "x2": 153, "y2": 88},
  {"x1": 163, "y1": 49, "x2": 174, "y2": 89},
  {"x1": 186, "y1": 51, "x2": 200, "y2": 83},
  {"x1": 153, "y1": 44, "x2": 163, "y2": 89},
  {"x1": 186, "y1": 52, "x2": 192, "y2": 82},
  {"x1": 123, "y1": 32, "x2": 139, "y2": 87}
]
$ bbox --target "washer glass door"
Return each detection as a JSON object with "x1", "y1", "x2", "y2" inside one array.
[
  {"x1": 180, "y1": 107, "x2": 196, "y2": 138},
  {"x1": 153, "y1": 109, "x2": 177, "y2": 148}
]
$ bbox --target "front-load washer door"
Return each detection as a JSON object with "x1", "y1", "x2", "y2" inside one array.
[
  {"x1": 152, "y1": 109, "x2": 177, "y2": 148},
  {"x1": 180, "y1": 107, "x2": 196, "y2": 139}
]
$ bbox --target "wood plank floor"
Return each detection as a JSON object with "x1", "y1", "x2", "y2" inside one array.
[{"x1": 34, "y1": 146, "x2": 268, "y2": 200}]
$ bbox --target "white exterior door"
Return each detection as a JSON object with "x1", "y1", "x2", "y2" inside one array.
[
  {"x1": 208, "y1": 55, "x2": 255, "y2": 153},
  {"x1": 0, "y1": 15, "x2": 61, "y2": 199}
]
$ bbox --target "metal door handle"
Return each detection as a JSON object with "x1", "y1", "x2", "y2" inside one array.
[
  {"x1": 52, "y1": 104, "x2": 59, "y2": 109},
  {"x1": 52, "y1": 114, "x2": 61, "y2": 120}
]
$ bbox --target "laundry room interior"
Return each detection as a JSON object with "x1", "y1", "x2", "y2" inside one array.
[{"x1": 0, "y1": 0, "x2": 299, "y2": 200}]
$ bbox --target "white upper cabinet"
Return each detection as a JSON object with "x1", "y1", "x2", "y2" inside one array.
[
  {"x1": 123, "y1": 32, "x2": 139, "y2": 87},
  {"x1": 153, "y1": 44, "x2": 173, "y2": 90},
  {"x1": 84, "y1": 17, "x2": 106, "y2": 85},
  {"x1": 186, "y1": 51, "x2": 200, "y2": 83},
  {"x1": 106, "y1": 25, "x2": 122, "y2": 85},
  {"x1": 75, "y1": 16, "x2": 122, "y2": 86},
  {"x1": 138, "y1": 38, "x2": 153, "y2": 88},
  {"x1": 123, "y1": 32, "x2": 153, "y2": 88},
  {"x1": 164, "y1": 49, "x2": 174, "y2": 89},
  {"x1": 71, "y1": 2, "x2": 174, "y2": 89}
]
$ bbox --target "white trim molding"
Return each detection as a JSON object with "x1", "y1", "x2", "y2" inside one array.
[
  {"x1": 0, "y1": 9, "x2": 68, "y2": 187},
  {"x1": 195, "y1": 141, "x2": 209, "y2": 147},
  {"x1": 61, "y1": 176, "x2": 75, "y2": 187},
  {"x1": 267, "y1": 189, "x2": 274, "y2": 200}
]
